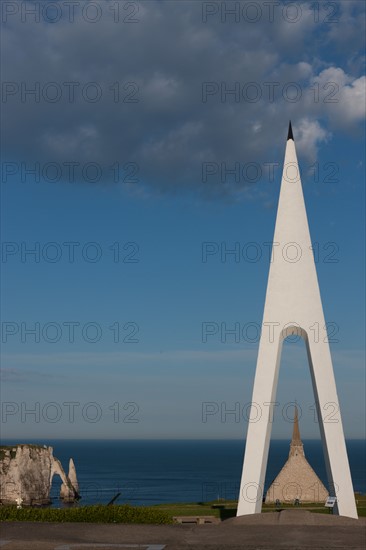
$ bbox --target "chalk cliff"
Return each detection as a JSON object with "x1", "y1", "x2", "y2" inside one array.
[{"x1": 0, "y1": 444, "x2": 79, "y2": 505}]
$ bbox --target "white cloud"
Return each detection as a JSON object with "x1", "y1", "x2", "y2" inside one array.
[
  {"x1": 42, "y1": 124, "x2": 100, "y2": 158},
  {"x1": 0, "y1": 368, "x2": 56, "y2": 383},
  {"x1": 310, "y1": 68, "x2": 366, "y2": 127},
  {"x1": 295, "y1": 118, "x2": 331, "y2": 161},
  {"x1": 2, "y1": 348, "x2": 256, "y2": 369},
  {"x1": 1, "y1": 1, "x2": 365, "y2": 197}
]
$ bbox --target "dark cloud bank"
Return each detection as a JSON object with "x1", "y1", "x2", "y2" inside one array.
[{"x1": 1, "y1": 0, "x2": 365, "y2": 197}]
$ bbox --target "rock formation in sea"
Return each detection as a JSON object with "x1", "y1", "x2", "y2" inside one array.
[
  {"x1": 60, "y1": 458, "x2": 79, "y2": 502},
  {"x1": 0, "y1": 444, "x2": 79, "y2": 505}
]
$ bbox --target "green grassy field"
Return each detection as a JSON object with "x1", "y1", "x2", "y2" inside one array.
[
  {"x1": 1, "y1": 494, "x2": 364, "y2": 523},
  {"x1": 154, "y1": 493, "x2": 366, "y2": 520}
]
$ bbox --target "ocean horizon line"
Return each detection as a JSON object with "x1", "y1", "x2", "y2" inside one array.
[{"x1": 2, "y1": 437, "x2": 365, "y2": 442}]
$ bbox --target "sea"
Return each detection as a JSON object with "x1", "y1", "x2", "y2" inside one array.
[{"x1": 1, "y1": 439, "x2": 365, "y2": 507}]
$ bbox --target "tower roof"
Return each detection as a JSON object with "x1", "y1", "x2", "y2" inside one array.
[
  {"x1": 287, "y1": 121, "x2": 294, "y2": 141},
  {"x1": 291, "y1": 406, "x2": 302, "y2": 446}
]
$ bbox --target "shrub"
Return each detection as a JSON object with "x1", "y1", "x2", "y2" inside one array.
[{"x1": 0, "y1": 504, "x2": 173, "y2": 524}]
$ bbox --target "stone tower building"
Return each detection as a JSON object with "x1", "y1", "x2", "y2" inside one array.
[{"x1": 265, "y1": 408, "x2": 329, "y2": 503}]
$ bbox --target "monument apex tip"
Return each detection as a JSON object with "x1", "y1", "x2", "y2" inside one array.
[{"x1": 287, "y1": 121, "x2": 294, "y2": 141}]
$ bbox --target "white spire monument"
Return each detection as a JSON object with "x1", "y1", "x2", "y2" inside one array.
[{"x1": 237, "y1": 123, "x2": 357, "y2": 519}]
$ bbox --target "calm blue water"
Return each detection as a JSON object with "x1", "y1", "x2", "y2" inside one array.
[{"x1": 1, "y1": 439, "x2": 365, "y2": 507}]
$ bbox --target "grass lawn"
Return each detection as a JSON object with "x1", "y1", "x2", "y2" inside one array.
[
  {"x1": 154, "y1": 493, "x2": 366, "y2": 520},
  {"x1": 1, "y1": 495, "x2": 364, "y2": 523}
]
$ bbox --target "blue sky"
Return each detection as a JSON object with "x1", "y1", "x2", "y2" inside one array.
[{"x1": 1, "y1": 0, "x2": 365, "y2": 439}]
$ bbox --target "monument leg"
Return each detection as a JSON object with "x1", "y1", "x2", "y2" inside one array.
[
  {"x1": 237, "y1": 337, "x2": 283, "y2": 515},
  {"x1": 305, "y1": 337, "x2": 357, "y2": 518}
]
